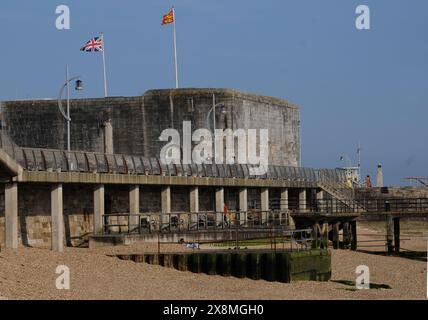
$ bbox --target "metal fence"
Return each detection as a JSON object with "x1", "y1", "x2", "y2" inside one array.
[{"x1": 102, "y1": 210, "x2": 291, "y2": 235}]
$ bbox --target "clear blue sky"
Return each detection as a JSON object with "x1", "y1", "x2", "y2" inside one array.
[{"x1": 0, "y1": 0, "x2": 427, "y2": 185}]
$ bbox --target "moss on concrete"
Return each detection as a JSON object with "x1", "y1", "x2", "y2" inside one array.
[{"x1": 127, "y1": 249, "x2": 331, "y2": 283}]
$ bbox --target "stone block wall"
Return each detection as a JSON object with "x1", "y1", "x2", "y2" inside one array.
[
  {"x1": 0, "y1": 183, "x2": 94, "y2": 247},
  {"x1": 355, "y1": 186, "x2": 428, "y2": 199},
  {"x1": 1, "y1": 88, "x2": 300, "y2": 166}
]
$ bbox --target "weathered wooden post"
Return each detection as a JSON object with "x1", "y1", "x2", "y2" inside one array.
[
  {"x1": 321, "y1": 222, "x2": 329, "y2": 249},
  {"x1": 386, "y1": 215, "x2": 394, "y2": 255},
  {"x1": 393, "y1": 217, "x2": 400, "y2": 254},
  {"x1": 350, "y1": 220, "x2": 357, "y2": 251},
  {"x1": 342, "y1": 221, "x2": 350, "y2": 249},
  {"x1": 311, "y1": 222, "x2": 320, "y2": 249},
  {"x1": 332, "y1": 222, "x2": 340, "y2": 249}
]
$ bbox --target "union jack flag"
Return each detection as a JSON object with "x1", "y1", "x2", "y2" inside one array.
[{"x1": 80, "y1": 37, "x2": 103, "y2": 52}]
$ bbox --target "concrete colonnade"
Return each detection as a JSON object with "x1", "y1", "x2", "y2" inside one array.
[{"x1": 3, "y1": 183, "x2": 320, "y2": 251}]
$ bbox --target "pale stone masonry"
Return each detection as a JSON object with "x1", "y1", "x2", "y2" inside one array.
[{"x1": 0, "y1": 88, "x2": 301, "y2": 167}]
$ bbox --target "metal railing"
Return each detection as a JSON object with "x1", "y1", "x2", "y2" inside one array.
[
  {"x1": 102, "y1": 210, "x2": 291, "y2": 235},
  {"x1": 102, "y1": 198, "x2": 428, "y2": 234},
  {"x1": 358, "y1": 198, "x2": 428, "y2": 213},
  {"x1": 210, "y1": 228, "x2": 314, "y2": 252},
  {"x1": 288, "y1": 197, "x2": 428, "y2": 215},
  {"x1": 317, "y1": 170, "x2": 355, "y2": 201}
]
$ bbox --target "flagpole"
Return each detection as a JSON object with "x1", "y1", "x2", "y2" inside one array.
[
  {"x1": 66, "y1": 64, "x2": 71, "y2": 153},
  {"x1": 172, "y1": 7, "x2": 179, "y2": 89},
  {"x1": 101, "y1": 32, "x2": 108, "y2": 97}
]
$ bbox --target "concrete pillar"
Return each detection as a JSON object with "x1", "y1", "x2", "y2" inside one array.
[
  {"x1": 215, "y1": 187, "x2": 224, "y2": 227},
  {"x1": 386, "y1": 215, "x2": 394, "y2": 255},
  {"x1": 332, "y1": 222, "x2": 340, "y2": 249},
  {"x1": 5, "y1": 183, "x2": 18, "y2": 249},
  {"x1": 280, "y1": 188, "x2": 289, "y2": 211},
  {"x1": 316, "y1": 189, "x2": 324, "y2": 213},
  {"x1": 130, "y1": 185, "x2": 140, "y2": 232},
  {"x1": 350, "y1": 220, "x2": 357, "y2": 251},
  {"x1": 93, "y1": 184, "x2": 105, "y2": 235},
  {"x1": 394, "y1": 217, "x2": 400, "y2": 254},
  {"x1": 190, "y1": 187, "x2": 199, "y2": 212},
  {"x1": 161, "y1": 186, "x2": 171, "y2": 231},
  {"x1": 298, "y1": 189, "x2": 307, "y2": 212},
  {"x1": 280, "y1": 188, "x2": 294, "y2": 228},
  {"x1": 190, "y1": 187, "x2": 199, "y2": 230},
  {"x1": 51, "y1": 184, "x2": 64, "y2": 252},
  {"x1": 103, "y1": 120, "x2": 114, "y2": 154},
  {"x1": 239, "y1": 188, "x2": 248, "y2": 226},
  {"x1": 261, "y1": 188, "x2": 269, "y2": 225}
]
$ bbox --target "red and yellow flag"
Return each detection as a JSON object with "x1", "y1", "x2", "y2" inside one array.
[{"x1": 162, "y1": 9, "x2": 174, "y2": 25}]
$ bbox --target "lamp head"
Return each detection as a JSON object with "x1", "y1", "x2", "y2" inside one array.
[
  {"x1": 219, "y1": 104, "x2": 226, "y2": 114},
  {"x1": 75, "y1": 79, "x2": 83, "y2": 91}
]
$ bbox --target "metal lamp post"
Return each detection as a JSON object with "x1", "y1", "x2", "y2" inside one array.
[
  {"x1": 339, "y1": 154, "x2": 352, "y2": 168},
  {"x1": 205, "y1": 93, "x2": 226, "y2": 164},
  {"x1": 57, "y1": 65, "x2": 83, "y2": 153}
]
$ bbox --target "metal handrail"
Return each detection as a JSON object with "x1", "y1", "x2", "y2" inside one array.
[{"x1": 102, "y1": 210, "x2": 291, "y2": 235}]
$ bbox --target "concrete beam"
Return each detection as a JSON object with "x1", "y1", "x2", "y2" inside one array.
[
  {"x1": 5, "y1": 183, "x2": 18, "y2": 249},
  {"x1": 51, "y1": 184, "x2": 64, "y2": 252},
  {"x1": 239, "y1": 188, "x2": 248, "y2": 225},
  {"x1": 130, "y1": 185, "x2": 140, "y2": 231},
  {"x1": 215, "y1": 187, "x2": 224, "y2": 226},
  {"x1": 93, "y1": 184, "x2": 104, "y2": 235},
  {"x1": 19, "y1": 170, "x2": 319, "y2": 189}
]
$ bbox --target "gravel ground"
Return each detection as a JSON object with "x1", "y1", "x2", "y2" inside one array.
[{"x1": 0, "y1": 223, "x2": 426, "y2": 300}]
